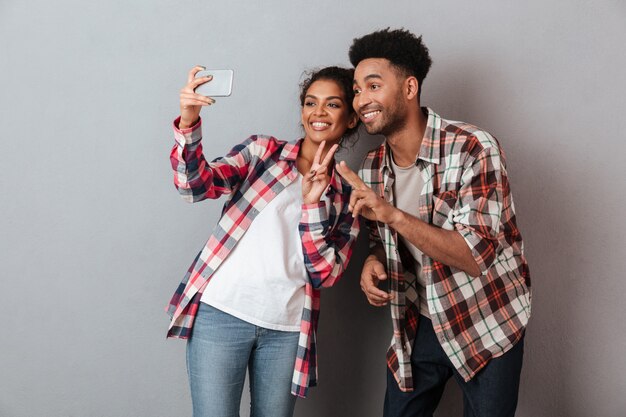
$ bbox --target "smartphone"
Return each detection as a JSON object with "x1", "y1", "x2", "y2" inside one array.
[{"x1": 194, "y1": 69, "x2": 234, "y2": 97}]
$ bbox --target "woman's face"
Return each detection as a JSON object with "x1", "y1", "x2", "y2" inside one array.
[{"x1": 301, "y1": 79, "x2": 357, "y2": 146}]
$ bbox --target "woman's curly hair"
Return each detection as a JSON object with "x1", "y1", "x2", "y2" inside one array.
[{"x1": 299, "y1": 66, "x2": 360, "y2": 140}]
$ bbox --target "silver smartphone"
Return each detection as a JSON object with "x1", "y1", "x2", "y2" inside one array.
[{"x1": 194, "y1": 69, "x2": 234, "y2": 97}]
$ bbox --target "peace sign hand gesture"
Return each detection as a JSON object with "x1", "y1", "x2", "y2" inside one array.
[
  {"x1": 302, "y1": 141, "x2": 339, "y2": 205},
  {"x1": 335, "y1": 161, "x2": 399, "y2": 224}
]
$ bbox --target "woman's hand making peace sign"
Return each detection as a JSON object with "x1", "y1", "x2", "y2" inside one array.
[{"x1": 301, "y1": 141, "x2": 339, "y2": 205}]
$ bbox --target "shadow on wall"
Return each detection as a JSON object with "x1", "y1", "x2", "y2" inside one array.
[
  {"x1": 426, "y1": 58, "x2": 570, "y2": 416},
  {"x1": 295, "y1": 128, "x2": 390, "y2": 416}
]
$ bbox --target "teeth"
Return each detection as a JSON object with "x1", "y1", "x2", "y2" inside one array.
[
  {"x1": 312, "y1": 122, "x2": 330, "y2": 127},
  {"x1": 362, "y1": 111, "x2": 380, "y2": 119}
]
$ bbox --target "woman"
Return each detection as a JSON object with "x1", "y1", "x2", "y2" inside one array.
[{"x1": 166, "y1": 65, "x2": 360, "y2": 417}]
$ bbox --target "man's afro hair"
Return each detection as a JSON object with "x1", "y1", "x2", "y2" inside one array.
[{"x1": 349, "y1": 28, "x2": 432, "y2": 85}]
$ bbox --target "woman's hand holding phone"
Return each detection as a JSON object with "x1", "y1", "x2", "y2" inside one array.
[{"x1": 179, "y1": 66, "x2": 215, "y2": 129}]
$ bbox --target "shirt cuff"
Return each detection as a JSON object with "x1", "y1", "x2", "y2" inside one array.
[
  {"x1": 300, "y1": 201, "x2": 328, "y2": 228},
  {"x1": 455, "y1": 223, "x2": 496, "y2": 275},
  {"x1": 173, "y1": 116, "x2": 202, "y2": 146}
]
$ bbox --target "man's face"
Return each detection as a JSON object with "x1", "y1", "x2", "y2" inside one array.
[{"x1": 353, "y1": 58, "x2": 408, "y2": 136}]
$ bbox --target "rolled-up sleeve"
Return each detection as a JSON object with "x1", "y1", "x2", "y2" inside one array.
[
  {"x1": 170, "y1": 117, "x2": 258, "y2": 203},
  {"x1": 452, "y1": 146, "x2": 504, "y2": 274}
]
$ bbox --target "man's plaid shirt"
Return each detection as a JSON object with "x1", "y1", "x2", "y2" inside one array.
[
  {"x1": 166, "y1": 117, "x2": 360, "y2": 398},
  {"x1": 359, "y1": 108, "x2": 531, "y2": 391}
]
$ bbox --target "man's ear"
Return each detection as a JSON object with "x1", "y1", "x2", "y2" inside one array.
[
  {"x1": 348, "y1": 112, "x2": 358, "y2": 129},
  {"x1": 406, "y1": 76, "x2": 419, "y2": 100}
]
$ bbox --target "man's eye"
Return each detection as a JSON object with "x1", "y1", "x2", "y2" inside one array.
[{"x1": 371, "y1": 84, "x2": 380, "y2": 90}]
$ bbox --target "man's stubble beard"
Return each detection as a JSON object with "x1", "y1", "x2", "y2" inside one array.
[{"x1": 365, "y1": 94, "x2": 408, "y2": 137}]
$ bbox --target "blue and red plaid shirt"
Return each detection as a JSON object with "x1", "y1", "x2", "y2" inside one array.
[
  {"x1": 359, "y1": 108, "x2": 531, "y2": 391},
  {"x1": 165, "y1": 117, "x2": 360, "y2": 397}
]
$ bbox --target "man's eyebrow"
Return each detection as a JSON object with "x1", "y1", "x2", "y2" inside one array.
[{"x1": 353, "y1": 74, "x2": 383, "y2": 84}]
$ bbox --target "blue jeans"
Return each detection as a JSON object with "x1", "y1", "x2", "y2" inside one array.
[
  {"x1": 186, "y1": 303, "x2": 299, "y2": 417},
  {"x1": 384, "y1": 315, "x2": 524, "y2": 417}
]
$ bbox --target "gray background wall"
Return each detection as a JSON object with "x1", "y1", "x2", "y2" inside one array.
[{"x1": 1, "y1": 0, "x2": 624, "y2": 416}]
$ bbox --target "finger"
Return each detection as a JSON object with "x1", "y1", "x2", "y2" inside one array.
[
  {"x1": 335, "y1": 160, "x2": 367, "y2": 189},
  {"x1": 190, "y1": 75, "x2": 213, "y2": 91},
  {"x1": 366, "y1": 285, "x2": 392, "y2": 301},
  {"x1": 359, "y1": 286, "x2": 386, "y2": 306},
  {"x1": 353, "y1": 199, "x2": 365, "y2": 217},
  {"x1": 181, "y1": 91, "x2": 215, "y2": 101},
  {"x1": 312, "y1": 141, "x2": 326, "y2": 168},
  {"x1": 181, "y1": 92, "x2": 215, "y2": 104},
  {"x1": 348, "y1": 193, "x2": 359, "y2": 213},
  {"x1": 366, "y1": 291, "x2": 392, "y2": 304},
  {"x1": 311, "y1": 172, "x2": 328, "y2": 183},
  {"x1": 187, "y1": 65, "x2": 206, "y2": 84},
  {"x1": 361, "y1": 290, "x2": 387, "y2": 306},
  {"x1": 320, "y1": 144, "x2": 339, "y2": 167},
  {"x1": 368, "y1": 299, "x2": 389, "y2": 307},
  {"x1": 181, "y1": 98, "x2": 214, "y2": 108},
  {"x1": 350, "y1": 189, "x2": 369, "y2": 200},
  {"x1": 181, "y1": 99, "x2": 214, "y2": 108},
  {"x1": 373, "y1": 264, "x2": 388, "y2": 280},
  {"x1": 348, "y1": 188, "x2": 360, "y2": 211}
]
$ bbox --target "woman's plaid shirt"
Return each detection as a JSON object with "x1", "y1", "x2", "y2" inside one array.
[
  {"x1": 166, "y1": 118, "x2": 360, "y2": 398},
  {"x1": 359, "y1": 108, "x2": 531, "y2": 391}
]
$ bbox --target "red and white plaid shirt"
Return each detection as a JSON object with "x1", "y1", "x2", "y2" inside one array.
[
  {"x1": 165, "y1": 117, "x2": 360, "y2": 398},
  {"x1": 359, "y1": 108, "x2": 531, "y2": 391}
]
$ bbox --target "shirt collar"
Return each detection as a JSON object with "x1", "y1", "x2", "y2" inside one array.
[
  {"x1": 279, "y1": 139, "x2": 301, "y2": 161},
  {"x1": 381, "y1": 107, "x2": 442, "y2": 173}
]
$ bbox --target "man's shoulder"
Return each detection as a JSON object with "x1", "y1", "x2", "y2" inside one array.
[
  {"x1": 358, "y1": 144, "x2": 385, "y2": 185},
  {"x1": 361, "y1": 143, "x2": 386, "y2": 168},
  {"x1": 439, "y1": 117, "x2": 501, "y2": 155}
]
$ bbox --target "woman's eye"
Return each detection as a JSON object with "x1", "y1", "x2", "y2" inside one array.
[
  {"x1": 304, "y1": 101, "x2": 315, "y2": 107},
  {"x1": 328, "y1": 103, "x2": 340, "y2": 108}
]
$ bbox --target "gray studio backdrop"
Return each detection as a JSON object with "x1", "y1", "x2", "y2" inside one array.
[{"x1": 1, "y1": 1, "x2": 625, "y2": 416}]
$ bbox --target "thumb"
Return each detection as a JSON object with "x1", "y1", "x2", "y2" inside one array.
[{"x1": 373, "y1": 263, "x2": 388, "y2": 280}]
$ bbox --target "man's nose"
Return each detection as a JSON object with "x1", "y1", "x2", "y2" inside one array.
[{"x1": 355, "y1": 92, "x2": 370, "y2": 112}]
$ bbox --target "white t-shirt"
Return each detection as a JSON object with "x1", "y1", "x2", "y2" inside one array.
[
  {"x1": 201, "y1": 174, "x2": 323, "y2": 331},
  {"x1": 390, "y1": 154, "x2": 430, "y2": 317}
]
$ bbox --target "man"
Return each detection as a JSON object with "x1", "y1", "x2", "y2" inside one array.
[{"x1": 336, "y1": 28, "x2": 531, "y2": 417}]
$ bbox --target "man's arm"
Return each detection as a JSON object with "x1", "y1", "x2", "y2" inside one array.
[
  {"x1": 336, "y1": 161, "x2": 481, "y2": 277},
  {"x1": 387, "y1": 211, "x2": 481, "y2": 277}
]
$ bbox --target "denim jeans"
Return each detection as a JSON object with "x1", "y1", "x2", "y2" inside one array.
[
  {"x1": 186, "y1": 303, "x2": 299, "y2": 417},
  {"x1": 384, "y1": 315, "x2": 524, "y2": 417}
]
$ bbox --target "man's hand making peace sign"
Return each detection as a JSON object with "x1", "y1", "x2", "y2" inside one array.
[{"x1": 335, "y1": 161, "x2": 401, "y2": 225}]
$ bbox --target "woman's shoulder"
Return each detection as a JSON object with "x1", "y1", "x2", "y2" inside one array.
[{"x1": 235, "y1": 134, "x2": 291, "y2": 157}]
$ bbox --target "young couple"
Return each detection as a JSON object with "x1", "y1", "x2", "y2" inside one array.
[{"x1": 166, "y1": 28, "x2": 531, "y2": 417}]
